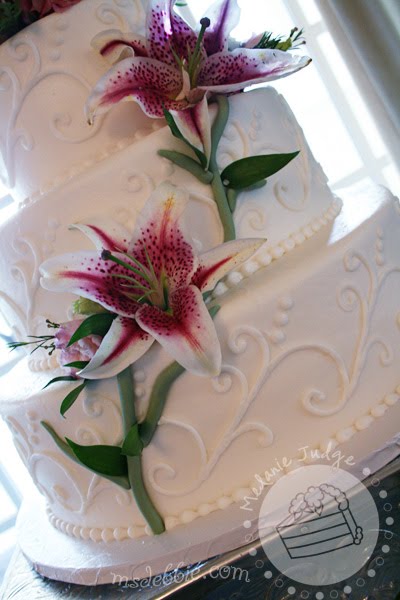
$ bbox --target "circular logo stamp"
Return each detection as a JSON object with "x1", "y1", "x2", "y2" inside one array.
[{"x1": 258, "y1": 465, "x2": 379, "y2": 586}]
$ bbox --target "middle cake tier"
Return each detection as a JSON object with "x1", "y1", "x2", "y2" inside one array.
[{"x1": 0, "y1": 87, "x2": 339, "y2": 340}]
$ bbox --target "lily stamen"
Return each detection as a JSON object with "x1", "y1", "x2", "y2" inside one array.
[
  {"x1": 188, "y1": 17, "x2": 210, "y2": 86},
  {"x1": 110, "y1": 273, "x2": 151, "y2": 293},
  {"x1": 103, "y1": 248, "x2": 167, "y2": 308},
  {"x1": 101, "y1": 249, "x2": 152, "y2": 285}
]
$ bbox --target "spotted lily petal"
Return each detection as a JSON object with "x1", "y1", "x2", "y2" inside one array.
[
  {"x1": 92, "y1": 29, "x2": 149, "y2": 64},
  {"x1": 85, "y1": 56, "x2": 183, "y2": 123},
  {"x1": 147, "y1": 0, "x2": 201, "y2": 63},
  {"x1": 136, "y1": 285, "x2": 221, "y2": 376},
  {"x1": 192, "y1": 238, "x2": 265, "y2": 292},
  {"x1": 70, "y1": 220, "x2": 131, "y2": 253},
  {"x1": 129, "y1": 182, "x2": 197, "y2": 289},
  {"x1": 198, "y1": 48, "x2": 311, "y2": 93},
  {"x1": 79, "y1": 316, "x2": 153, "y2": 380},
  {"x1": 169, "y1": 1, "x2": 200, "y2": 60},
  {"x1": 203, "y1": 0, "x2": 240, "y2": 54},
  {"x1": 171, "y1": 95, "x2": 211, "y2": 158},
  {"x1": 146, "y1": 0, "x2": 176, "y2": 65},
  {"x1": 40, "y1": 251, "x2": 141, "y2": 318}
]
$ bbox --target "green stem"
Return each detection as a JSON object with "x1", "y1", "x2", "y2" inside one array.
[
  {"x1": 158, "y1": 150, "x2": 213, "y2": 184},
  {"x1": 127, "y1": 456, "x2": 165, "y2": 535},
  {"x1": 117, "y1": 367, "x2": 136, "y2": 437},
  {"x1": 211, "y1": 96, "x2": 229, "y2": 158},
  {"x1": 117, "y1": 367, "x2": 165, "y2": 535},
  {"x1": 140, "y1": 361, "x2": 185, "y2": 447},
  {"x1": 139, "y1": 307, "x2": 220, "y2": 447},
  {"x1": 210, "y1": 96, "x2": 235, "y2": 241}
]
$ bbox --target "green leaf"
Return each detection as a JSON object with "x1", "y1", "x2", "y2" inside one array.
[
  {"x1": 63, "y1": 361, "x2": 89, "y2": 370},
  {"x1": 43, "y1": 376, "x2": 77, "y2": 390},
  {"x1": 41, "y1": 421, "x2": 130, "y2": 489},
  {"x1": 227, "y1": 180, "x2": 267, "y2": 212},
  {"x1": 221, "y1": 152, "x2": 300, "y2": 190},
  {"x1": 60, "y1": 381, "x2": 87, "y2": 418},
  {"x1": 67, "y1": 313, "x2": 116, "y2": 347},
  {"x1": 163, "y1": 108, "x2": 207, "y2": 168},
  {"x1": 121, "y1": 423, "x2": 143, "y2": 457},
  {"x1": 66, "y1": 438, "x2": 128, "y2": 477},
  {"x1": 140, "y1": 362, "x2": 186, "y2": 447},
  {"x1": 227, "y1": 188, "x2": 239, "y2": 212}
]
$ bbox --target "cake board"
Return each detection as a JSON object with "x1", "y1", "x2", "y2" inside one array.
[{"x1": 17, "y1": 423, "x2": 400, "y2": 586}]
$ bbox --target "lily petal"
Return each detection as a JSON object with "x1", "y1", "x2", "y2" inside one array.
[
  {"x1": 91, "y1": 29, "x2": 149, "y2": 64},
  {"x1": 172, "y1": 95, "x2": 211, "y2": 160},
  {"x1": 70, "y1": 220, "x2": 131, "y2": 253},
  {"x1": 192, "y1": 96, "x2": 212, "y2": 161},
  {"x1": 192, "y1": 238, "x2": 265, "y2": 292},
  {"x1": 40, "y1": 251, "x2": 141, "y2": 318},
  {"x1": 146, "y1": 0, "x2": 202, "y2": 63},
  {"x1": 198, "y1": 49, "x2": 311, "y2": 93},
  {"x1": 136, "y1": 285, "x2": 221, "y2": 376},
  {"x1": 203, "y1": 0, "x2": 240, "y2": 54},
  {"x1": 146, "y1": 0, "x2": 176, "y2": 66},
  {"x1": 79, "y1": 316, "x2": 153, "y2": 379},
  {"x1": 129, "y1": 182, "x2": 197, "y2": 289},
  {"x1": 169, "y1": 1, "x2": 200, "y2": 60},
  {"x1": 85, "y1": 56, "x2": 183, "y2": 123}
]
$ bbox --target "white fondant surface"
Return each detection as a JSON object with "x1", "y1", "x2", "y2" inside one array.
[
  {"x1": 2, "y1": 187, "x2": 400, "y2": 541},
  {"x1": 16, "y1": 433, "x2": 400, "y2": 584},
  {"x1": 0, "y1": 0, "x2": 399, "y2": 549},
  {"x1": 0, "y1": 88, "x2": 337, "y2": 341},
  {"x1": 0, "y1": 0, "x2": 153, "y2": 202}
]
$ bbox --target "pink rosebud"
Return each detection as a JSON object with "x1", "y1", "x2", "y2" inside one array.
[{"x1": 55, "y1": 320, "x2": 101, "y2": 376}]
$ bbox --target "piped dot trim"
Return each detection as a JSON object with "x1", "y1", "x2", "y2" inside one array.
[
  {"x1": 44, "y1": 382, "x2": 399, "y2": 543},
  {"x1": 213, "y1": 197, "x2": 343, "y2": 299},
  {"x1": 18, "y1": 126, "x2": 162, "y2": 208}
]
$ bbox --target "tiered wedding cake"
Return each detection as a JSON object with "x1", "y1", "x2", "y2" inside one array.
[{"x1": 0, "y1": 0, "x2": 399, "y2": 546}]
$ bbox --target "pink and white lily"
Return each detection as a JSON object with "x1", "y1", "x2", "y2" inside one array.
[
  {"x1": 40, "y1": 183, "x2": 263, "y2": 380},
  {"x1": 86, "y1": 0, "x2": 310, "y2": 156}
]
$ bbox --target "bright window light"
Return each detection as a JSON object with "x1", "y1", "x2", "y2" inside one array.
[{"x1": 189, "y1": 0, "x2": 400, "y2": 193}]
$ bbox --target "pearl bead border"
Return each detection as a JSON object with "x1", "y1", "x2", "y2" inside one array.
[
  {"x1": 213, "y1": 196, "x2": 343, "y2": 299},
  {"x1": 18, "y1": 123, "x2": 163, "y2": 209},
  {"x1": 45, "y1": 382, "x2": 399, "y2": 543}
]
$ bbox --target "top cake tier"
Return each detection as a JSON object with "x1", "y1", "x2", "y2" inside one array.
[{"x1": 0, "y1": 0, "x2": 155, "y2": 202}]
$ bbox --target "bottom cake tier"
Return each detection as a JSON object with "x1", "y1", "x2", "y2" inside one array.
[{"x1": 1, "y1": 184, "x2": 400, "y2": 543}]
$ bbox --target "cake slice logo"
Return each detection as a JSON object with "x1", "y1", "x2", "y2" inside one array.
[
  {"x1": 277, "y1": 483, "x2": 363, "y2": 559},
  {"x1": 258, "y1": 465, "x2": 379, "y2": 586}
]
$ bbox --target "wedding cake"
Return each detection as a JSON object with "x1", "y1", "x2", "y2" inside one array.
[{"x1": 0, "y1": 0, "x2": 399, "y2": 549}]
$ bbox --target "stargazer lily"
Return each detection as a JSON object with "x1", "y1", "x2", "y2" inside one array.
[
  {"x1": 85, "y1": 0, "x2": 310, "y2": 157},
  {"x1": 40, "y1": 183, "x2": 264, "y2": 380}
]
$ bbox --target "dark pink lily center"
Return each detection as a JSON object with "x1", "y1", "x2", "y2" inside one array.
[
  {"x1": 101, "y1": 249, "x2": 173, "y2": 311},
  {"x1": 170, "y1": 16, "x2": 211, "y2": 91}
]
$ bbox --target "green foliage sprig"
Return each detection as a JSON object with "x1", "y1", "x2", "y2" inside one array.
[
  {"x1": 254, "y1": 28, "x2": 305, "y2": 51},
  {"x1": 159, "y1": 96, "x2": 299, "y2": 242},
  {"x1": 7, "y1": 319, "x2": 59, "y2": 355}
]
